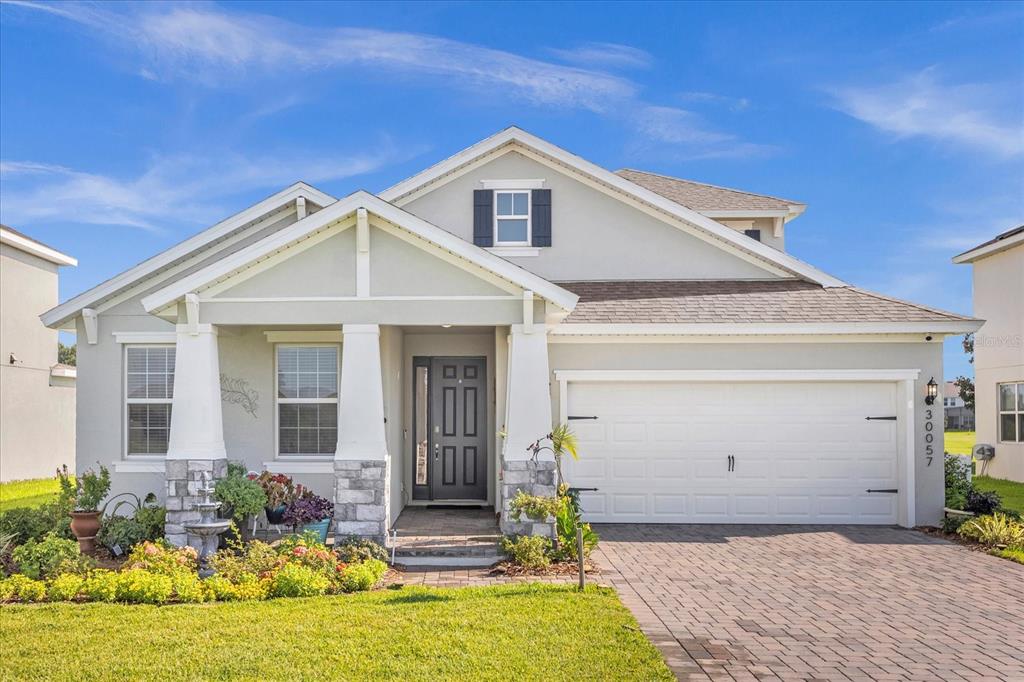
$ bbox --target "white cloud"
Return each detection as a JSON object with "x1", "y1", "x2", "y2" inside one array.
[
  {"x1": 5, "y1": 1, "x2": 765, "y2": 158},
  {"x1": 0, "y1": 140, "x2": 416, "y2": 231},
  {"x1": 830, "y1": 68, "x2": 1024, "y2": 158},
  {"x1": 677, "y1": 91, "x2": 751, "y2": 112},
  {"x1": 632, "y1": 106, "x2": 776, "y2": 160},
  {"x1": 547, "y1": 42, "x2": 653, "y2": 69}
]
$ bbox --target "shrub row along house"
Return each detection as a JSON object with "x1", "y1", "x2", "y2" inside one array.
[{"x1": 41, "y1": 127, "x2": 981, "y2": 545}]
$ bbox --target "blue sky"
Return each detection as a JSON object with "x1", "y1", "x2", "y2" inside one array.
[{"x1": 1, "y1": 1, "x2": 1022, "y2": 378}]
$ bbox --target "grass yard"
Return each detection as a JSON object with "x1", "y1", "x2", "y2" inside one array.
[
  {"x1": 944, "y1": 430, "x2": 975, "y2": 455},
  {"x1": 0, "y1": 584, "x2": 672, "y2": 681},
  {"x1": 0, "y1": 477, "x2": 59, "y2": 512},
  {"x1": 974, "y1": 476, "x2": 1024, "y2": 515}
]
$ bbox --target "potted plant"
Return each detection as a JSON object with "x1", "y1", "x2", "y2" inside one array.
[
  {"x1": 57, "y1": 464, "x2": 111, "y2": 553},
  {"x1": 254, "y1": 471, "x2": 296, "y2": 525},
  {"x1": 283, "y1": 490, "x2": 334, "y2": 543},
  {"x1": 214, "y1": 463, "x2": 267, "y2": 535}
]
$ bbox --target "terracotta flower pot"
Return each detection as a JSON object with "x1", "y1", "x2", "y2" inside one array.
[{"x1": 69, "y1": 511, "x2": 102, "y2": 553}]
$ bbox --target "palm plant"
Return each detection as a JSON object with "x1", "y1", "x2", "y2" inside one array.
[{"x1": 527, "y1": 423, "x2": 579, "y2": 487}]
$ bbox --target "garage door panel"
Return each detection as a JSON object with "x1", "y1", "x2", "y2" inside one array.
[{"x1": 563, "y1": 380, "x2": 900, "y2": 525}]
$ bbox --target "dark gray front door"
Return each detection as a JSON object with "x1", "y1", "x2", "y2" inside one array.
[{"x1": 428, "y1": 357, "x2": 487, "y2": 500}]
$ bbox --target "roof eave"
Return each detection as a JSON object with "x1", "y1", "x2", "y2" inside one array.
[{"x1": 952, "y1": 230, "x2": 1024, "y2": 264}]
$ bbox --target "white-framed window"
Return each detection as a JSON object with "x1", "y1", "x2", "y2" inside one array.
[
  {"x1": 998, "y1": 382, "x2": 1023, "y2": 443},
  {"x1": 275, "y1": 345, "x2": 339, "y2": 456},
  {"x1": 494, "y1": 190, "x2": 530, "y2": 245},
  {"x1": 125, "y1": 345, "x2": 175, "y2": 456}
]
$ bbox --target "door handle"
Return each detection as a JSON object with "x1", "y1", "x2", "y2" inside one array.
[{"x1": 434, "y1": 443, "x2": 439, "y2": 460}]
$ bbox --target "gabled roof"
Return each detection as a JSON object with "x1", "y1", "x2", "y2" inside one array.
[
  {"x1": 379, "y1": 126, "x2": 842, "y2": 287},
  {"x1": 41, "y1": 182, "x2": 335, "y2": 329},
  {"x1": 559, "y1": 280, "x2": 975, "y2": 326},
  {"x1": 1, "y1": 224, "x2": 77, "y2": 266},
  {"x1": 614, "y1": 169, "x2": 805, "y2": 217},
  {"x1": 953, "y1": 225, "x2": 1024, "y2": 264},
  {"x1": 140, "y1": 190, "x2": 579, "y2": 314}
]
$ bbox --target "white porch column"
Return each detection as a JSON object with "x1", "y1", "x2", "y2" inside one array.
[
  {"x1": 165, "y1": 323, "x2": 227, "y2": 547},
  {"x1": 500, "y1": 323, "x2": 556, "y2": 535},
  {"x1": 167, "y1": 324, "x2": 226, "y2": 460},
  {"x1": 333, "y1": 323, "x2": 389, "y2": 545}
]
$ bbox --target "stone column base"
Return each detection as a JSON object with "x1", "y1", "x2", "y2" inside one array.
[
  {"x1": 333, "y1": 459, "x2": 389, "y2": 546},
  {"x1": 499, "y1": 459, "x2": 556, "y2": 537},
  {"x1": 165, "y1": 458, "x2": 228, "y2": 548}
]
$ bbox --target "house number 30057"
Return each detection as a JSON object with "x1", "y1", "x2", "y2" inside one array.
[{"x1": 924, "y1": 408, "x2": 934, "y2": 466}]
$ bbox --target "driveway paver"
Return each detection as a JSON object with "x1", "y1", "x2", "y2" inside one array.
[{"x1": 593, "y1": 525, "x2": 1024, "y2": 681}]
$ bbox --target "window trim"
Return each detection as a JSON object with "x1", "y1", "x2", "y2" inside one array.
[
  {"x1": 997, "y1": 381, "x2": 1023, "y2": 443},
  {"x1": 274, "y1": 343, "x2": 341, "y2": 459},
  {"x1": 124, "y1": 343, "x2": 175, "y2": 458},
  {"x1": 493, "y1": 190, "x2": 531, "y2": 246}
]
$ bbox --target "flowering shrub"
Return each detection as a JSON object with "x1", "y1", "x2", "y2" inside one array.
[
  {"x1": 282, "y1": 492, "x2": 334, "y2": 526},
  {"x1": 208, "y1": 540, "x2": 283, "y2": 582},
  {"x1": 126, "y1": 541, "x2": 198, "y2": 577},
  {"x1": 502, "y1": 535, "x2": 551, "y2": 569},
  {"x1": 337, "y1": 559, "x2": 387, "y2": 593},
  {"x1": 253, "y1": 472, "x2": 298, "y2": 508}
]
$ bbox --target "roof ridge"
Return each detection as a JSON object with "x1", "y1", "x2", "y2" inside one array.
[
  {"x1": 843, "y1": 286, "x2": 975, "y2": 322},
  {"x1": 616, "y1": 168, "x2": 804, "y2": 207}
]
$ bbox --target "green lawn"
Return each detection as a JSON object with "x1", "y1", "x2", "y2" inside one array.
[
  {"x1": 944, "y1": 430, "x2": 975, "y2": 455},
  {"x1": 0, "y1": 584, "x2": 672, "y2": 681},
  {"x1": 0, "y1": 478, "x2": 59, "y2": 512},
  {"x1": 974, "y1": 476, "x2": 1024, "y2": 515}
]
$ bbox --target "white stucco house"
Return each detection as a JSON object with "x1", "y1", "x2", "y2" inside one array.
[
  {"x1": 954, "y1": 226, "x2": 1024, "y2": 482},
  {"x1": 41, "y1": 127, "x2": 981, "y2": 544},
  {"x1": 1, "y1": 225, "x2": 77, "y2": 482}
]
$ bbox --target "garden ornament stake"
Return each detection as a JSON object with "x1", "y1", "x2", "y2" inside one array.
[{"x1": 525, "y1": 423, "x2": 580, "y2": 487}]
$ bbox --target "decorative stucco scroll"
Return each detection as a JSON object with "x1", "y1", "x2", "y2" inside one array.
[{"x1": 220, "y1": 374, "x2": 259, "y2": 418}]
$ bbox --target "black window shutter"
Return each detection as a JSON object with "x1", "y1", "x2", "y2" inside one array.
[
  {"x1": 531, "y1": 189, "x2": 552, "y2": 247},
  {"x1": 473, "y1": 190, "x2": 494, "y2": 247}
]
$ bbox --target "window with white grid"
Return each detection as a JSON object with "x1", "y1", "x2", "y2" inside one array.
[
  {"x1": 276, "y1": 345, "x2": 339, "y2": 456},
  {"x1": 125, "y1": 345, "x2": 175, "y2": 456}
]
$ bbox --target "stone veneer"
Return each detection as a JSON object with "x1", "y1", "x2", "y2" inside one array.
[
  {"x1": 499, "y1": 459, "x2": 556, "y2": 537},
  {"x1": 165, "y1": 458, "x2": 228, "y2": 548},
  {"x1": 333, "y1": 459, "x2": 389, "y2": 546}
]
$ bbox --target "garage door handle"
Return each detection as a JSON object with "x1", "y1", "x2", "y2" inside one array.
[{"x1": 865, "y1": 488, "x2": 898, "y2": 493}]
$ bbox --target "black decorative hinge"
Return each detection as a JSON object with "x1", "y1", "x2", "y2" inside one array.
[
  {"x1": 567, "y1": 415, "x2": 598, "y2": 421},
  {"x1": 865, "y1": 416, "x2": 897, "y2": 421},
  {"x1": 865, "y1": 488, "x2": 899, "y2": 493}
]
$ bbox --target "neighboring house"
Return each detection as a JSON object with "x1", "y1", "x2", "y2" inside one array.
[
  {"x1": 953, "y1": 226, "x2": 1024, "y2": 482},
  {"x1": 0, "y1": 225, "x2": 77, "y2": 482},
  {"x1": 943, "y1": 381, "x2": 975, "y2": 430},
  {"x1": 41, "y1": 127, "x2": 981, "y2": 545}
]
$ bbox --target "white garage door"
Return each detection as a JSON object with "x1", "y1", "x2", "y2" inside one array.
[{"x1": 562, "y1": 381, "x2": 901, "y2": 524}]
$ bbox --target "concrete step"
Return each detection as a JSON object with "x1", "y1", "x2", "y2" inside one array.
[{"x1": 392, "y1": 540, "x2": 505, "y2": 567}]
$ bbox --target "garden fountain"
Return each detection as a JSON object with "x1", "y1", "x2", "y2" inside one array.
[{"x1": 183, "y1": 471, "x2": 232, "y2": 577}]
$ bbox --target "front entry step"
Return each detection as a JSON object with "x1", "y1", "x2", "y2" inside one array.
[{"x1": 391, "y1": 507, "x2": 504, "y2": 568}]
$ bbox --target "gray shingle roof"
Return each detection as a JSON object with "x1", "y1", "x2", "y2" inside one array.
[
  {"x1": 557, "y1": 280, "x2": 973, "y2": 325},
  {"x1": 615, "y1": 169, "x2": 802, "y2": 212}
]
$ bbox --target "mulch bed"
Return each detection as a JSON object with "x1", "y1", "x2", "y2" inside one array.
[{"x1": 487, "y1": 559, "x2": 599, "y2": 578}]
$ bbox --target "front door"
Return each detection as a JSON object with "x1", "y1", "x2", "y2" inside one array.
[{"x1": 412, "y1": 357, "x2": 488, "y2": 501}]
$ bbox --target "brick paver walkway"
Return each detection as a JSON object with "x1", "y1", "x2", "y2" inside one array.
[{"x1": 594, "y1": 525, "x2": 1024, "y2": 681}]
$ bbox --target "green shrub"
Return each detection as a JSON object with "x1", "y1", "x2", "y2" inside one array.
[
  {"x1": 941, "y1": 515, "x2": 968, "y2": 533},
  {"x1": 334, "y1": 536, "x2": 388, "y2": 564},
  {"x1": 209, "y1": 540, "x2": 281, "y2": 582},
  {"x1": 337, "y1": 559, "x2": 387, "y2": 593},
  {"x1": 0, "y1": 500, "x2": 73, "y2": 545},
  {"x1": 117, "y1": 569, "x2": 173, "y2": 604},
  {"x1": 0, "y1": 577, "x2": 15, "y2": 601},
  {"x1": 993, "y1": 547, "x2": 1024, "y2": 565},
  {"x1": 232, "y1": 573, "x2": 271, "y2": 601},
  {"x1": 12, "y1": 533, "x2": 82, "y2": 580},
  {"x1": 202, "y1": 575, "x2": 237, "y2": 601},
  {"x1": 171, "y1": 572, "x2": 207, "y2": 603},
  {"x1": 508, "y1": 491, "x2": 561, "y2": 523},
  {"x1": 502, "y1": 535, "x2": 551, "y2": 569},
  {"x1": 58, "y1": 464, "x2": 111, "y2": 512},
  {"x1": 959, "y1": 513, "x2": 1024, "y2": 548},
  {"x1": 270, "y1": 563, "x2": 330, "y2": 598},
  {"x1": 553, "y1": 494, "x2": 599, "y2": 561},
  {"x1": 944, "y1": 454, "x2": 972, "y2": 509},
  {"x1": 47, "y1": 574, "x2": 84, "y2": 601},
  {"x1": 82, "y1": 570, "x2": 120, "y2": 602},
  {"x1": 2, "y1": 574, "x2": 47, "y2": 602},
  {"x1": 214, "y1": 464, "x2": 267, "y2": 523},
  {"x1": 98, "y1": 498, "x2": 166, "y2": 553}
]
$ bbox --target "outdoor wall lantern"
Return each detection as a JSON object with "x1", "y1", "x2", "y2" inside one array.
[{"x1": 925, "y1": 377, "x2": 938, "y2": 405}]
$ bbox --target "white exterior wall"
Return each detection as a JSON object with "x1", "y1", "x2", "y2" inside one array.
[
  {"x1": 402, "y1": 151, "x2": 783, "y2": 282},
  {"x1": 972, "y1": 245, "x2": 1024, "y2": 481},
  {"x1": 0, "y1": 245, "x2": 76, "y2": 481}
]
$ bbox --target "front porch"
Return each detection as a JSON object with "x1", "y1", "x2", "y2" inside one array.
[{"x1": 391, "y1": 507, "x2": 503, "y2": 567}]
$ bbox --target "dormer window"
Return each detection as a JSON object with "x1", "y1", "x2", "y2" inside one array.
[{"x1": 495, "y1": 191, "x2": 530, "y2": 245}]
